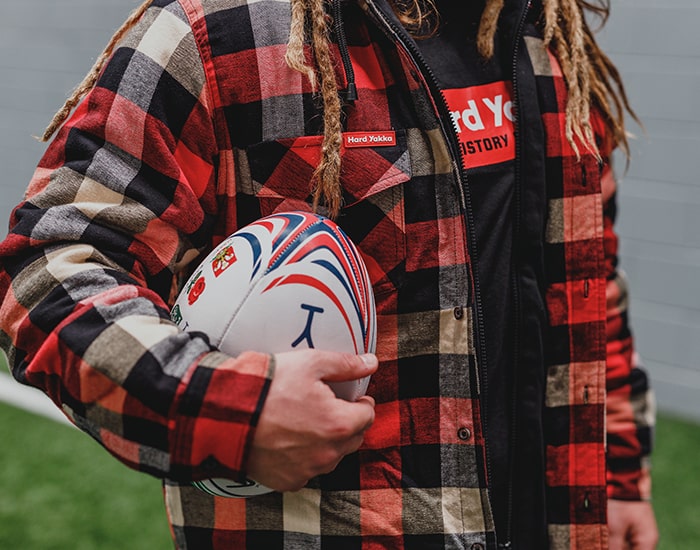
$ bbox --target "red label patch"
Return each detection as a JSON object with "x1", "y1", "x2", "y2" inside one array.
[
  {"x1": 443, "y1": 81, "x2": 515, "y2": 169},
  {"x1": 343, "y1": 131, "x2": 396, "y2": 148}
]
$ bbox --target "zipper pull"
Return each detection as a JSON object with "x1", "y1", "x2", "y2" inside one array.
[{"x1": 344, "y1": 82, "x2": 358, "y2": 102}]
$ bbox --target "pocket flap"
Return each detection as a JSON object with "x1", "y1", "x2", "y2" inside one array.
[{"x1": 245, "y1": 130, "x2": 411, "y2": 204}]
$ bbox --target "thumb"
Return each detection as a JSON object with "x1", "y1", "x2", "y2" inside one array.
[
  {"x1": 316, "y1": 352, "x2": 378, "y2": 383},
  {"x1": 607, "y1": 531, "x2": 626, "y2": 550}
]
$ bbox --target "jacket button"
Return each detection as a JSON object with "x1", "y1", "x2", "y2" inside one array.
[
  {"x1": 471, "y1": 544, "x2": 485, "y2": 550},
  {"x1": 454, "y1": 306, "x2": 464, "y2": 320},
  {"x1": 458, "y1": 427, "x2": 472, "y2": 441}
]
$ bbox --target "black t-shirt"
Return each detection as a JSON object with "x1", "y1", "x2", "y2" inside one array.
[{"x1": 416, "y1": 0, "x2": 516, "y2": 540}]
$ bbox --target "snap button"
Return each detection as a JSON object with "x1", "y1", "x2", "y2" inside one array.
[
  {"x1": 454, "y1": 306, "x2": 464, "y2": 320},
  {"x1": 458, "y1": 427, "x2": 472, "y2": 441}
]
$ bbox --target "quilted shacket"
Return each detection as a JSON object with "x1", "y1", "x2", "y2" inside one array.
[{"x1": 0, "y1": 0, "x2": 653, "y2": 548}]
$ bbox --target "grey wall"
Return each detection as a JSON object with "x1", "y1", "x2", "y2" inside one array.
[
  {"x1": 0, "y1": 1, "x2": 137, "y2": 225},
  {"x1": 597, "y1": 0, "x2": 700, "y2": 420},
  {"x1": 1, "y1": 1, "x2": 698, "y2": 418}
]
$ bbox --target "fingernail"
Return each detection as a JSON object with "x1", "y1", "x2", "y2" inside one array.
[{"x1": 360, "y1": 354, "x2": 377, "y2": 367}]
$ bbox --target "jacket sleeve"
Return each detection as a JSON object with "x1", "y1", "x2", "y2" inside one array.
[
  {"x1": 0, "y1": 1, "x2": 272, "y2": 482},
  {"x1": 601, "y1": 160, "x2": 655, "y2": 501}
]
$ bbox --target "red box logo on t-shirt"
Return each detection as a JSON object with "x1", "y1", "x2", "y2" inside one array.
[{"x1": 443, "y1": 81, "x2": 515, "y2": 169}]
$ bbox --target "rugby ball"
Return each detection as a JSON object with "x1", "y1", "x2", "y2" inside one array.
[{"x1": 171, "y1": 211, "x2": 377, "y2": 497}]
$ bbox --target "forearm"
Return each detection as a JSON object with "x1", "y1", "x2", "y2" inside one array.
[
  {"x1": 602, "y1": 163, "x2": 655, "y2": 501},
  {"x1": 0, "y1": 0, "x2": 274, "y2": 481},
  {"x1": 1, "y1": 218, "x2": 274, "y2": 481}
]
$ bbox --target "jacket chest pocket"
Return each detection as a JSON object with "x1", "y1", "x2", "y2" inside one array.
[{"x1": 239, "y1": 130, "x2": 411, "y2": 297}]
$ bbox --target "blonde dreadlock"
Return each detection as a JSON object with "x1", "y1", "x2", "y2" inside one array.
[
  {"x1": 288, "y1": 0, "x2": 638, "y2": 216},
  {"x1": 43, "y1": 0, "x2": 345, "y2": 215},
  {"x1": 288, "y1": 0, "x2": 344, "y2": 216},
  {"x1": 387, "y1": 0, "x2": 438, "y2": 36},
  {"x1": 393, "y1": 0, "x2": 637, "y2": 159},
  {"x1": 43, "y1": 0, "x2": 637, "y2": 218}
]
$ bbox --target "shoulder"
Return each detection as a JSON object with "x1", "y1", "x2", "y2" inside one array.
[
  {"x1": 173, "y1": 0, "x2": 293, "y2": 25},
  {"x1": 156, "y1": 0, "x2": 294, "y2": 52}
]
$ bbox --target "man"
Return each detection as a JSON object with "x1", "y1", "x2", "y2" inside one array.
[{"x1": 0, "y1": 0, "x2": 657, "y2": 547}]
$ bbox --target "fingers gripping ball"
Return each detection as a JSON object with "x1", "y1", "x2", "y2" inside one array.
[{"x1": 171, "y1": 212, "x2": 377, "y2": 497}]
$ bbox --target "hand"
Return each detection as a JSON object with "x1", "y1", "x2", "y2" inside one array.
[
  {"x1": 608, "y1": 499, "x2": 659, "y2": 550},
  {"x1": 246, "y1": 349, "x2": 378, "y2": 492}
]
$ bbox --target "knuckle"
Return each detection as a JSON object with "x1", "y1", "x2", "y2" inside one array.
[
  {"x1": 317, "y1": 456, "x2": 343, "y2": 475},
  {"x1": 309, "y1": 447, "x2": 343, "y2": 476},
  {"x1": 327, "y1": 415, "x2": 356, "y2": 440},
  {"x1": 319, "y1": 446, "x2": 343, "y2": 467},
  {"x1": 288, "y1": 480, "x2": 308, "y2": 492}
]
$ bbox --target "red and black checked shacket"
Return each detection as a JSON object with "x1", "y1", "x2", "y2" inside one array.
[{"x1": 0, "y1": 0, "x2": 653, "y2": 548}]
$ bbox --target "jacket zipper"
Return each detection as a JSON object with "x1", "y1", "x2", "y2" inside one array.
[
  {"x1": 502, "y1": 2, "x2": 532, "y2": 548},
  {"x1": 364, "y1": 1, "x2": 535, "y2": 547},
  {"x1": 364, "y1": 0, "x2": 494, "y2": 522},
  {"x1": 332, "y1": 0, "x2": 359, "y2": 101}
]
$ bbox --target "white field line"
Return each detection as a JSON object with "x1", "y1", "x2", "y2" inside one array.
[{"x1": 0, "y1": 373, "x2": 73, "y2": 427}]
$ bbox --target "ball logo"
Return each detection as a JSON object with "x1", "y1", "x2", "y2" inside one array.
[
  {"x1": 212, "y1": 245, "x2": 236, "y2": 277},
  {"x1": 291, "y1": 304, "x2": 324, "y2": 349},
  {"x1": 171, "y1": 305, "x2": 183, "y2": 325},
  {"x1": 187, "y1": 274, "x2": 206, "y2": 305}
]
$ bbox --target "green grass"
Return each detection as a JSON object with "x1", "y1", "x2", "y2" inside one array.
[
  {"x1": 0, "y1": 396, "x2": 698, "y2": 549},
  {"x1": 0, "y1": 401, "x2": 172, "y2": 550},
  {"x1": 651, "y1": 413, "x2": 700, "y2": 549}
]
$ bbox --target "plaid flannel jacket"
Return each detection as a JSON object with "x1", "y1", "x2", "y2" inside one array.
[{"x1": 0, "y1": 0, "x2": 653, "y2": 548}]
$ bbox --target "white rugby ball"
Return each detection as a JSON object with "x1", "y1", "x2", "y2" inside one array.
[{"x1": 171, "y1": 211, "x2": 377, "y2": 497}]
